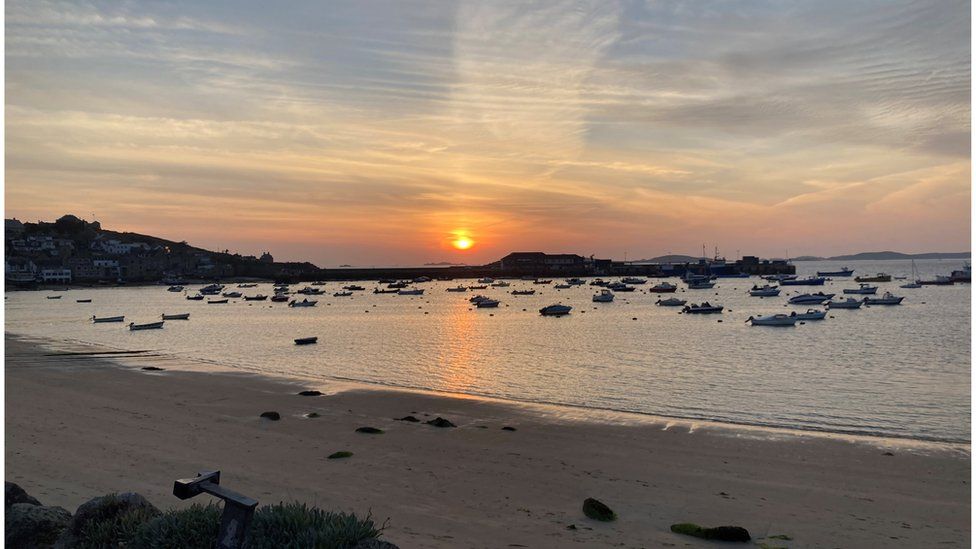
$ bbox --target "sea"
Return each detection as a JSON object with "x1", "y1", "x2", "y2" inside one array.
[{"x1": 5, "y1": 259, "x2": 971, "y2": 444}]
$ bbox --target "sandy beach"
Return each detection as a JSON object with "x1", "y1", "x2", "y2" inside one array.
[{"x1": 5, "y1": 334, "x2": 970, "y2": 548}]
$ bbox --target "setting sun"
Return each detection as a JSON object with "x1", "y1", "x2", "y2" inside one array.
[{"x1": 452, "y1": 237, "x2": 474, "y2": 250}]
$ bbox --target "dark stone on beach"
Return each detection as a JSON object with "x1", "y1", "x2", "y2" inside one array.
[
  {"x1": 502, "y1": 426, "x2": 517, "y2": 431},
  {"x1": 426, "y1": 417, "x2": 456, "y2": 428},
  {"x1": 327, "y1": 451, "x2": 354, "y2": 459},
  {"x1": 7, "y1": 503, "x2": 71, "y2": 548},
  {"x1": 141, "y1": 366, "x2": 164, "y2": 371},
  {"x1": 305, "y1": 412, "x2": 320, "y2": 418},
  {"x1": 397, "y1": 415, "x2": 421, "y2": 422},
  {"x1": 582, "y1": 498, "x2": 616, "y2": 521},
  {"x1": 298, "y1": 390, "x2": 323, "y2": 396},
  {"x1": 260, "y1": 411, "x2": 281, "y2": 421},
  {"x1": 356, "y1": 427, "x2": 384, "y2": 434},
  {"x1": 566, "y1": 524, "x2": 577, "y2": 530},
  {"x1": 883, "y1": 451, "x2": 894, "y2": 456},
  {"x1": 6, "y1": 482, "x2": 41, "y2": 507},
  {"x1": 352, "y1": 539, "x2": 400, "y2": 549},
  {"x1": 55, "y1": 493, "x2": 159, "y2": 548},
  {"x1": 670, "y1": 523, "x2": 750, "y2": 542}
]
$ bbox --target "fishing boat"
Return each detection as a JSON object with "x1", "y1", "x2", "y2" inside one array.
[
  {"x1": 468, "y1": 285, "x2": 488, "y2": 290},
  {"x1": 46, "y1": 295, "x2": 62, "y2": 300},
  {"x1": 917, "y1": 275, "x2": 953, "y2": 286},
  {"x1": 748, "y1": 284, "x2": 780, "y2": 297},
  {"x1": 207, "y1": 298, "x2": 229, "y2": 304},
  {"x1": 161, "y1": 313, "x2": 190, "y2": 320},
  {"x1": 491, "y1": 281, "x2": 511, "y2": 287},
  {"x1": 746, "y1": 314, "x2": 797, "y2": 327},
  {"x1": 92, "y1": 315, "x2": 124, "y2": 323},
  {"x1": 788, "y1": 292, "x2": 835, "y2": 304},
  {"x1": 343, "y1": 285, "x2": 365, "y2": 291},
  {"x1": 270, "y1": 295, "x2": 290, "y2": 302},
  {"x1": 539, "y1": 304, "x2": 572, "y2": 316},
  {"x1": 294, "y1": 337, "x2": 318, "y2": 345},
  {"x1": 826, "y1": 297, "x2": 862, "y2": 309},
  {"x1": 511, "y1": 289, "x2": 535, "y2": 295},
  {"x1": 333, "y1": 291, "x2": 352, "y2": 297},
  {"x1": 553, "y1": 284, "x2": 571, "y2": 289},
  {"x1": 446, "y1": 286, "x2": 468, "y2": 292},
  {"x1": 655, "y1": 297, "x2": 686, "y2": 307},
  {"x1": 76, "y1": 299, "x2": 92, "y2": 303},
  {"x1": 373, "y1": 287, "x2": 398, "y2": 294},
  {"x1": 620, "y1": 277, "x2": 646, "y2": 285},
  {"x1": 243, "y1": 294, "x2": 268, "y2": 301},
  {"x1": 686, "y1": 280, "x2": 715, "y2": 289},
  {"x1": 843, "y1": 284, "x2": 878, "y2": 295},
  {"x1": 780, "y1": 276, "x2": 826, "y2": 286},
  {"x1": 186, "y1": 294, "x2": 204, "y2": 301},
  {"x1": 592, "y1": 290, "x2": 615, "y2": 303},
  {"x1": 534, "y1": 279, "x2": 553, "y2": 285},
  {"x1": 791, "y1": 309, "x2": 827, "y2": 320},
  {"x1": 950, "y1": 262, "x2": 971, "y2": 283},
  {"x1": 863, "y1": 292, "x2": 904, "y2": 305},
  {"x1": 608, "y1": 282, "x2": 636, "y2": 292},
  {"x1": 476, "y1": 298, "x2": 500, "y2": 308},
  {"x1": 129, "y1": 321, "x2": 164, "y2": 331},
  {"x1": 398, "y1": 288, "x2": 424, "y2": 295},
  {"x1": 221, "y1": 291, "x2": 243, "y2": 298},
  {"x1": 764, "y1": 274, "x2": 797, "y2": 282},
  {"x1": 901, "y1": 261, "x2": 923, "y2": 288},
  {"x1": 289, "y1": 298, "x2": 318, "y2": 307},
  {"x1": 167, "y1": 285, "x2": 184, "y2": 292},
  {"x1": 648, "y1": 282, "x2": 677, "y2": 293},
  {"x1": 817, "y1": 267, "x2": 854, "y2": 277},
  {"x1": 854, "y1": 273, "x2": 891, "y2": 283},
  {"x1": 682, "y1": 302, "x2": 723, "y2": 314}
]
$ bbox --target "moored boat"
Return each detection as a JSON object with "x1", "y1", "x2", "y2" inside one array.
[
  {"x1": 746, "y1": 314, "x2": 797, "y2": 326},
  {"x1": 468, "y1": 285, "x2": 488, "y2": 290},
  {"x1": 186, "y1": 294, "x2": 204, "y2": 301},
  {"x1": 343, "y1": 285, "x2": 365, "y2": 291},
  {"x1": 620, "y1": 277, "x2": 646, "y2": 285},
  {"x1": 826, "y1": 297, "x2": 862, "y2": 309},
  {"x1": 294, "y1": 337, "x2": 318, "y2": 345},
  {"x1": 47, "y1": 295, "x2": 62, "y2": 300},
  {"x1": 592, "y1": 290, "x2": 614, "y2": 302},
  {"x1": 167, "y1": 285, "x2": 184, "y2": 292},
  {"x1": 92, "y1": 315, "x2": 124, "y2": 323},
  {"x1": 608, "y1": 282, "x2": 636, "y2": 292},
  {"x1": 491, "y1": 280, "x2": 511, "y2": 287},
  {"x1": 917, "y1": 275, "x2": 954, "y2": 286},
  {"x1": 398, "y1": 288, "x2": 425, "y2": 295},
  {"x1": 129, "y1": 321, "x2": 164, "y2": 330},
  {"x1": 686, "y1": 280, "x2": 715, "y2": 289},
  {"x1": 221, "y1": 291, "x2": 243, "y2": 298},
  {"x1": 854, "y1": 273, "x2": 891, "y2": 283},
  {"x1": 791, "y1": 309, "x2": 826, "y2": 320},
  {"x1": 863, "y1": 292, "x2": 904, "y2": 305},
  {"x1": 748, "y1": 284, "x2": 780, "y2": 297},
  {"x1": 780, "y1": 276, "x2": 826, "y2": 286},
  {"x1": 244, "y1": 294, "x2": 268, "y2": 301},
  {"x1": 553, "y1": 283, "x2": 571, "y2": 289},
  {"x1": 511, "y1": 289, "x2": 535, "y2": 295},
  {"x1": 843, "y1": 284, "x2": 878, "y2": 295},
  {"x1": 534, "y1": 279, "x2": 553, "y2": 285},
  {"x1": 539, "y1": 304, "x2": 572, "y2": 316},
  {"x1": 270, "y1": 295, "x2": 290, "y2": 302},
  {"x1": 817, "y1": 267, "x2": 854, "y2": 277},
  {"x1": 950, "y1": 263, "x2": 971, "y2": 283},
  {"x1": 161, "y1": 313, "x2": 190, "y2": 320},
  {"x1": 76, "y1": 299, "x2": 92, "y2": 303},
  {"x1": 682, "y1": 302, "x2": 723, "y2": 314},
  {"x1": 207, "y1": 298, "x2": 229, "y2": 304},
  {"x1": 374, "y1": 288, "x2": 399, "y2": 294},
  {"x1": 446, "y1": 286, "x2": 468, "y2": 292},
  {"x1": 788, "y1": 292, "x2": 834, "y2": 304},
  {"x1": 289, "y1": 298, "x2": 318, "y2": 307},
  {"x1": 648, "y1": 282, "x2": 677, "y2": 293},
  {"x1": 655, "y1": 297, "x2": 686, "y2": 307},
  {"x1": 333, "y1": 291, "x2": 353, "y2": 297},
  {"x1": 475, "y1": 298, "x2": 500, "y2": 308}
]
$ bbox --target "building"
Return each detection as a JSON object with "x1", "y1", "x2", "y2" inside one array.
[
  {"x1": 496, "y1": 252, "x2": 588, "y2": 271},
  {"x1": 39, "y1": 268, "x2": 72, "y2": 284},
  {"x1": 259, "y1": 252, "x2": 274, "y2": 264},
  {"x1": 5, "y1": 218, "x2": 25, "y2": 237},
  {"x1": 5, "y1": 257, "x2": 37, "y2": 283}
]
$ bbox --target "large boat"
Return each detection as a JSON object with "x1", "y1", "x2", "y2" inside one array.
[
  {"x1": 129, "y1": 321, "x2": 164, "y2": 330},
  {"x1": 950, "y1": 263, "x2": 971, "y2": 283},
  {"x1": 817, "y1": 267, "x2": 854, "y2": 277},
  {"x1": 863, "y1": 292, "x2": 904, "y2": 305},
  {"x1": 917, "y1": 275, "x2": 954, "y2": 286},
  {"x1": 161, "y1": 313, "x2": 190, "y2": 320},
  {"x1": 648, "y1": 282, "x2": 677, "y2": 293},
  {"x1": 746, "y1": 314, "x2": 796, "y2": 327},
  {"x1": 854, "y1": 273, "x2": 891, "y2": 283},
  {"x1": 843, "y1": 284, "x2": 878, "y2": 295},
  {"x1": 397, "y1": 288, "x2": 424, "y2": 295},
  {"x1": 539, "y1": 304, "x2": 572, "y2": 316},
  {"x1": 788, "y1": 292, "x2": 835, "y2": 304},
  {"x1": 748, "y1": 284, "x2": 780, "y2": 297},
  {"x1": 780, "y1": 277, "x2": 826, "y2": 286},
  {"x1": 92, "y1": 315, "x2": 124, "y2": 323},
  {"x1": 682, "y1": 302, "x2": 723, "y2": 314},
  {"x1": 791, "y1": 309, "x2": 826, "y2": 320},
  {"x1": 289, "y1": 298, "x2": 318, "y2": 307},
  {"x1": 592, "y1": 290, "x2": 615, "y2": 303},
  {"x1": 826, "y1": 297, "x2": 862, "y2": 309}
]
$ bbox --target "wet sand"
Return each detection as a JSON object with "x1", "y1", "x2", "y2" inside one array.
[{"x1": 5, "y1": 334, "x2": 970, "y2": 547}]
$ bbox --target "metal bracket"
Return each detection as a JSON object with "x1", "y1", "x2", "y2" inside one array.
[{"x1": 173, "y1": 470, "x2": 258, "y2": 549}]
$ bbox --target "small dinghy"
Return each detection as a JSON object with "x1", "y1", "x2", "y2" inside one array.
[
  {"x1": 92, "y1": 315, "x2": 124, "y2": 323},
  {"x1": 655, "y1": 297, "x2": 686, "y2": 307},
  {"x1": 186, "y1": 294, "x2": 204, "y2": 301},
  {"x1": 863, "y1": 292, "x2": 904, "y2": 305},
  {"x1": 76, "y1": 299, "x2": 92, "y2": 303},
  {"x1": 746, "y1": 314, "x2": 797, "y2": 326},
  {"x1": 788, "y1": 293, "x2": 835, "y2": 305},
  {"x1": 47, "y1": 295, "x2": 62, "y2": 300},
  {"x1": 129, "y1": 321, "x2": 164, "y2": 330},
  {"x1": 289, "y1": 298, "x2": 318, "y2": 307},
  {"x1": 592, "y1": 290, "x2": 615, "y2": 302},
  {"x1": 476, "y1": 298, "x2": 500, "y2": 308},
  {"x1": 244, "y1": 294, "x2": 268, "y2": 301},
  {"x1": 539, "y1": 304, "x2": 572, "y2": 316},
  {"x1": 294, "y1": 337, "x2": 318, "y2": 345},
  {"x1": 791, "y1": 309, "x2": 826, "y2": 321},
  {"x1": 207, "y1": 298, "x2": 229, "y2": 304},
  {"x1": 161, "y1": 313, "x2": 190, "y2": 320},
  {"x1": 827, "y1": 297, "x2": 862, "y2": 309},
  {"x1": 682, "y1": 302, "x2": 724, "y2": 314}
]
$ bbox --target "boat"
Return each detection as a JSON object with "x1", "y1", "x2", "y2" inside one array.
[
  {"x1": 863, "y1": 292, "x2": 904, "y2": 305},
  {"x1": 655, "y1": 297, "x2": 686, "y2": 307},
  {"x1": 620, "y1": 277, "x2": 646, "y2": 285},
  {"x1": 161, "y1": 313, "x2": 190, "y2": 320},
  {"x1": 607, "y1": 282, "x2": 636, "y2": 292},
  {"x1": 297, "y1": 287, "x2": 325, "y2": 295},
  {"x1": 566, "y1": 278, "x2": 586, "y2": 285},
  {"x1": 682, "y1": 302, "x2": 723, "y2": 314},
  {"x1": 534, "y1": 279, "x2": 553, "y2": 285},
  {"x1": 333, "y1": 291, "x2": 352, "y2": 297},
  {"x1": 387, "y1": 281, "x2": 408, "y2": 289},
  {"x1": 843, "y1": 284, "x2": 878, "y2": 295},
  {"x1": 854, "y1": 273, "x2": 891, "y2": 283},
  {"x1": 648, "y1": 282, "x2": 677, "y2": 293},
  {"x1": 270, "y1": 295, "x2": 290, "y2": 302},
  {"x1": 289, "y1": 299, "x2": 318, "y2": 307},
  {"x1": 92, "y1": 315, "x2": 124, "y2": 323},
  {"x1": 469, "y1": 295, "x2": 491, "y2": 303},
  {"x1": 397, "y1": 288, "x2": 425, "y2": 295},
  {"x1": 748, "y1": 284, "x2": 780, "y2": 297},
  {"x1": 244, "y1": 294, "x2": 268, "y2": 301},
  {"x1": 746, "y1": 314, "x2": 797, "y2": 327},
  {"x1": 46, "y1": 295, "x2": 62, "y2": 300},
  {"x1": 780, "y1": 276, "x2": 826, "y2": 286},
  {"x1": 511, "y1": 289, "x2": 536, "y2": 295},
  {"x1": 817, "y1": 267, "x2": 854, "y2": 277},
  {"x1": 186, "y1": 294, "x2": 204, "y2": 301},
  {"x1": 477, "y1": 277, "x2": 494, "y2": 284},
  {"x1": 378, "y1": 279, "x2": 396, "y2": 284},
  {"x1": 714, "y1": 272, "x2": 750, "y2": 278},
  {"x1": 491, "y1": 281, "x2": 511, "y2": 287},
  {"x1": 237, "y1": 283, "x2": 258, "y2": 288},
  {"x1": 950, "y1": 262, "x2": 971, "y2": 283},
  {"x1": 589, "y1": 279, "x2": 609, "y2": 287},
  {"x1": 917, "y1": 275, "x2": 953, "y2": 286},
  {"x1": 221, "y1": 291, "x2": 243, "y2": 298},
  {"x1": 343, "y1": 285, "x2": 365, "y2": 291},
  {"x1": 592, "y1": 290, "x2": 615, "y2": 303},
  {"x1": 446, "y1": 286, "x2": 468, "y2": 292},
  {"x1": 901, "y1": 261, "x2": 922, "y2": 288},
  {"x1": 788, "y1": 292, "x2": 835, "y2": 304},
  {"x1": 826, "y1": 297, "x2": 862, "y2": 309},
  {"x1": 273, "y1": 286, "x2": 290, "y2": 293},
  {"x1": 764, "y1": 274, "x2": 797, "y2": 282},
  {"x1": 413, "y1": 276, "x2": 432, "y2": 283},
  {"x1": 76, "y1": 299, "x2": 92, "y2": 303},
  {"x1": 199, "y1": 283, "x2": 224, "y2": 295},
  {"x1": 553, "y1": 284, "x2": 571, "y2": 289},
  {"x1": 475, "y1": 298, "x2": 500, "y2": 308},
  {"x1": 791, "y1": 309, "x2": 827, "y2": 320},
  {"x1": 539, "y1": 304, "x2": 572, "y2": 316},
  {"x1": 207, "y1": 298, "x2": 229, "y2": 304},
  {"x1": 373, "y1": 288, "x2": 398, "y2": 294},
  {"x1": 468, "y1": 285, "x2": 488, "y2": 290},
  {"x1": 167, "y1": 285, "x2": 184, "y2": 292},
  {"x1": 686, "y1": 280, "x2": 715, "y2": 289},
  {"x1": 294, "y1": 337, "x2": 318, "y2": 345},
  {"x1": 129, "y1": 321, "x2": 164, "y2": 330}
]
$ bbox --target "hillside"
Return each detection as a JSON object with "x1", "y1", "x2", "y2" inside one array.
[{"x1": 793, "y1": 251, "x2": 971, "y2": 261}]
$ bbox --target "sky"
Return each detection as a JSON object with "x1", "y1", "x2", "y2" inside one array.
[{"x1": 4, "y1": 0, "x2": 971, "y2": 267}]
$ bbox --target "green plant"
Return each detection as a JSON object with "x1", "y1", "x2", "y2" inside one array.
[
  {"x1": 247, "y1": 502, "x2": 384, "y2": 548},
  {"x1": 130, "y1": 503, "x2": 221, "y2": 548},
  {"x1": 78, "y1": 505, "x2": 159, "y2": 548}
]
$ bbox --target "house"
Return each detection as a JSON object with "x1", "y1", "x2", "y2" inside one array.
[
  {"x1": 496, "y1": 252, "x2": 588, "y2": 271},
  {"x1": 5, "y1": 257, "x2": 37, "y2": 283},
  {"x1": 39, "y1": 268, "x2": 72, "y2": 284}
]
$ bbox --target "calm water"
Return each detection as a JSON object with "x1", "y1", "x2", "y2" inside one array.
[{"x1": 5, "y1": 259, "x2": 971, "y2": 443}]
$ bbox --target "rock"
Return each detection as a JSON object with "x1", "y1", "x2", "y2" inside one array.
[
  {"x1": 6, "y1": 503, "x2": 71, "y2": 548},
  {"x1": 351, "y1": 539, "x2": 400, "y2": 549},
  {"x1": 297, "y1": 390, "x2": 323, "y2": 396},
  {"x1": 6, "y1": 482, "x2": 41, "y2": 507},
  {"x1": 670, "y1": 523, "x2": 750, "y2": 542},
  {"x1": 260, "y1": 411, "x2": 281, "y2": 421},
  {"x1": 396, "y1": 415, "x2": 421, "y2": 422},
  {"x1": 582, "y1": 498, "x2": 616, "y2": 521},
  {"x1": 566, "y1": 524, "x2": 577, "y2": 530},
  {"x1": 140, "y1": 366, "x2": 164, "y2": 371},
  {"x1": 501, "y1": 426, "x2": 517, "y2": 431},
  {"x1": 327, "y1": 451, "x2": 354, "y2": 459},
  {"x1": 54, "y1": 493, "x2": 159, "y2": 548},
  {"x1": 425, "y1": 417, "x2": 456, "y2": 428},
  {"x1": 305, "y1": 412, "x2": 321, "y2": 418},
  {"x1": 356, "y1": 427, "x2": 384, "y2": 434},
  {"x1": 883, "y1": 451, "x2": 895, "y2": 456}
]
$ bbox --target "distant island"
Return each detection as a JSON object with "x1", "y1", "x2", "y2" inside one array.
[
  {"x1": 792, "y1": 251, "x2": 971, "y2": 261},
  {"x1": 424, "y1": 261, "x2": 467, "y2": 266}
]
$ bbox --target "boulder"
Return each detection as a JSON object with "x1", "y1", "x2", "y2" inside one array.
[
  {"x1": 6, "y1": 482, "x2": 41, "y2": 507},
  {"x1": 327, "y1": 451, "x2": 354, "y2": 459},
  {"x1": 501, "y1": 426, "x2": 517, "y2": 431},
  {"x1": 297, "y1": 390, "x2": 323, "y2": 396},
  {"x1": 355, "y1": 427, "x2": 384, "y2": 434},
  {"x1": 670, "y1": 523, "x2": 750, "y2": 542},
  {"x1": 141, "y1": 366, "x2": 164, "y2": 371},
  {"x1": 582, "y1": 498, "x2": 616, "y2": 521},
  {"x1": 260, "y1": 411, "x2": 281, "y2": 421},
  {"x1": 6, "y1": 503, "x2": 71, "y2": 548},
  {"x1": 425, "y1": 417, "x2": 456, "y2": 428},
  {"x1": 55, "y1": 493, "x2": 159, "y2": 548},
  {"x1": 396, "y1": 415, "x2": 420, "y2": 423}
]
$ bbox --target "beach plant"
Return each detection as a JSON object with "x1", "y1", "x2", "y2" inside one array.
[
  {"x1": 77, "y1": 504, "x2": 160, "y2": 548},
  {"x1": 246, "y1": 502, "x2": 385, "y2": 548},
  {"x1": 129, "y1": 503, "x2": 221, "y2": 548}
]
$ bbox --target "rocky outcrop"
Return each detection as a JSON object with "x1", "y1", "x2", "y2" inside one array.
[
  {"x1": 355, "y1": 427, "x2": 384, "y2": 434},
  {"x1": 670, "y1": 523, "x2": 750, "y2": 542},
  {"x1": 396, "y1": 415, "x2": 420, "y2": 422},
  {"x1": 6, "y1": 482, "x2": 41, "y2": 507},
  {"x1": 54, "y1": 492, "x2": 160, "y2": 548},
  {"x1": 6, "y1": 503, "x2": 71, "y2": 548},
  {"x1": 425, "y1": 417, "x2": 456, "y2": 428},
  {"x1": 260, "y1": 411, "x2": 281, "y2": 420},
  {"x1": 582, "y1": 498, "x2": 616, "y2": 521}
]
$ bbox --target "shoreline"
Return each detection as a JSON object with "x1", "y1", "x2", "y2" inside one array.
[
  {"x1": 10, "y1": 331, "x2": 970, "y2": 451},
  {"x1": 6, "y1": 333, "x2": 971, "y2": 547}
]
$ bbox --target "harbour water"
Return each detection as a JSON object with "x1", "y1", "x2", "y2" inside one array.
[{"x1": 5, "y1": 259, "x2": 970, "y2": 443}]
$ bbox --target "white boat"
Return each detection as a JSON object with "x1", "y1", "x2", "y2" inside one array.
[
  {"x1": 607, "y1": 282, "x2": 635, "y2": 292},
  {"x1": 92, "y1": 315, "x2": 124, "y2": 323},
  {"x1": 237, "y1": 283, "x2": 258, "y2": 288},
  {"x1": 477, "y1": 277, "x2": 494, "y2": 284},
  {"x1": 682, "y1": 302, "x2": 723, "y2": 314},
  {"x1": 539, "y1": 304, "x2": 572, "y2": 316},
  {"x1": 791, "y1": 309, "x2": 826, "y2": 321},
  {"x1": 648, "y1": 282, "x2": 677, "y2": 293},
  {"x1": 476, "y1": 299, "x2": 500, "y2": 308},
  {"x1": 748, "y1": 284, "x2": 780, "y2": 297},
  {"x1": 863, "y1": 292, "x2": 904, "y2": 305},
  {"x1": 788, "y1": 293, "x2": 834, "y2": 304},
  {"x1": 655, "y1": 297, "x2": 686, "y2": 307},
  {"x1": 491, "y1": 281, "x2": 511, "y2": 287},
  {"x1": 221, "y1": 291, "x2": 243, "y2": 298},
  {"x1": 589, "y1": 279, "x2": 609, "y2": 287},
  {"x1": 129, "y1": 321, "x2": 164, "y2": 330},
  {"x1": 161, "y1": 313, "x2": 190, "y2": 320},
  {"x1": 289, "y1": 298, "x2": 318, "y2": 307},
  {"x1": 746, "y1": 314, "x2": 797, "y2": 326},
  {"x1": 843, "y1": 284, "x2": 878, "y2": 295},
  {"x1": 827, "y1": 297, "x2": 862, "y2": 309},
  {"x1": 446, "y1": 286, "x2": 468, "y2": 292},
  {"x1": 686, "y1": 280, "x2": 715, "y2": 289},
  {"x1": 901, "y1": 260, "x2": 923, "y2": 288},
  {"x1": 592, "y1": 290, "x2": 615, "y2": 303},
  {"x1": 397, "y1": 288, "x2": 425, "y2": 295}
]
